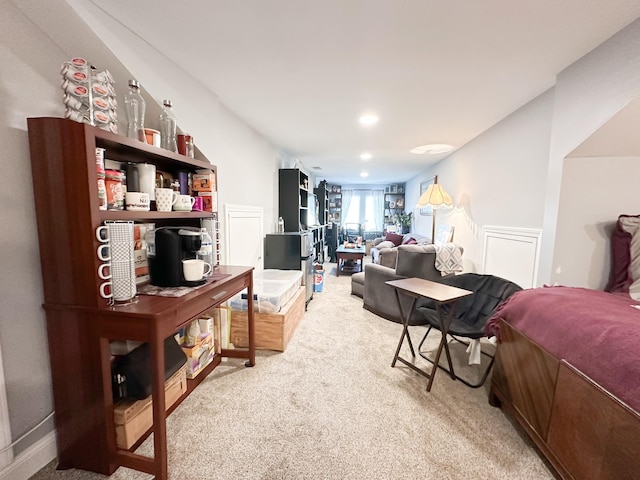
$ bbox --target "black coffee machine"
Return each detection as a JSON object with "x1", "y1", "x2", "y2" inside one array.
[{"x1": 147, "y1": 227, "x2": 203, "y2": 287}]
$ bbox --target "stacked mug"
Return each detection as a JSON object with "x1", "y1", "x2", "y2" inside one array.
[{"x1": 96, "y1": 221, "x2": 137, "y2": 304}]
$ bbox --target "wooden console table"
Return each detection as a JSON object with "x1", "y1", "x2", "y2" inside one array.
[{"x1": 50, "y1": 266, "x2": 254, "y2": 479}]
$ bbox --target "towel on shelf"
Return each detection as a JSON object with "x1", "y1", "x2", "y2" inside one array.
[{"x1": 434, "y1": 243, "x2": 464, "y2": 275}]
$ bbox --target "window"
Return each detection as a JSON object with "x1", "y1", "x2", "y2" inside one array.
[
  {"x1": 344, "y1": 190, "x2": 381, "y2": 231},
  {"x1": 345, "y1": 196, "x2": 360, "y2": 223}
]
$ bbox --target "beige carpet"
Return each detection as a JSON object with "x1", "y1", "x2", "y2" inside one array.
[{"x1": 31, "y1": 262, "x2": 553, "y2": 479}]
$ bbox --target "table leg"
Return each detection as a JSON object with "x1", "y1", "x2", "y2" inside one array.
[
  {"x1": 391, "y1": 289, "x2": 417, "y2": 366},
  {"x1": 425, "y1": 302, "x2": 458, "y2": 391},
  {"x1": 150, "y1": 330, "x2": 168, "y2": 479}
]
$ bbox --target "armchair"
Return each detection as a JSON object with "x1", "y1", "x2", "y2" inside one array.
[{"x1": 361, "y1": 244, "x2": 463, "y2": 324}]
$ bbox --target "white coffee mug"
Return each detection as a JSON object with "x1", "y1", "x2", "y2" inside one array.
[
  {"x1": 96, "y1": 225, "x2": 109, "y2": 242},
  {"x1": 97, "y1": 263, "x2": 111, "y2": 280},
  {"x1": 173, "y1": 194, "x2": 195, "y2": 211},
  {"x1": 125, "y1": 191, "x2": 150, "y2": 211},
  {"x1": 99, "y1": 261, "x2": 136, "y2": 301},
  {"x1": 99, "y1": 281, "x2": 113, "y2": 299},
  {"x1": 97, "y1": 244, "x2": 110, "y2": 261},
  {"x1": 155, "y1": 188, "x2": 178, "y2": 212},
  {"x1": 182, "y1": 258, "x2": 212, "y2": 281}
]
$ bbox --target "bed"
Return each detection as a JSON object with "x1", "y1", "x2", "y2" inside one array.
[{"x1": 485, "y1": 215, "x2": 640, "y2": 479}]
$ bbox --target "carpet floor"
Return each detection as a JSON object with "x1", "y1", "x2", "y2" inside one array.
[{"x1": 30, "y1": 262, "x2": 553, "y2": 479}]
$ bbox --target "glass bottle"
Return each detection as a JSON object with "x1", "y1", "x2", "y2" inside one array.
[
  {"x1": 277, "y1": 216, "x2": 285, "y2": 233},
  {"x1": 124, "y1": 79, "x2": 146, "y2": 142},
  {"x1": 196, "y1": 228, "x2": 213, "y2": 276},
  {"x1": 159, "y1": 99, "x2": 177, "y2": 152}
]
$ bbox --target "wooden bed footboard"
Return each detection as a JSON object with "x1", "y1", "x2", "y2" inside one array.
[{"x1": 490, "y1": 320, "x2": 640, "y2": 480}]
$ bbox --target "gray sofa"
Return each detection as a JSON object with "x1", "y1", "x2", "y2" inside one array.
[
  {"x1": 359, "y1": 244, "x2": 462, "y2": 324},
  {"x1": 370, "y1": 232, "x2": 431, "y2": 265}
]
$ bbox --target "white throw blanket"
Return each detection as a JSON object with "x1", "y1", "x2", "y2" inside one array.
[{"x1": 434, "y1": 243, "x2": 464, "y2": 275}]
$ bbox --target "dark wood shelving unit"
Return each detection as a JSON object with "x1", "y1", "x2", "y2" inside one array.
[{"x1": 26, "y1": 117, "x2": 255, "y2": 480}]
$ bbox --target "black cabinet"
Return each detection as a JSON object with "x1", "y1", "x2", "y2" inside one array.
[{"x1": 278, "y1": 168, "x2": 308, "y2": 232}]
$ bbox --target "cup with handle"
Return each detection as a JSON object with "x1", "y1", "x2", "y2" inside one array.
[
  {"x1": 182, "y1": 258, "x2": 212, "y2": 282},
  {"x1": 173, "y1": 195, "x2": 195, "y2": 212},
  {"x1": 97, "y1": 263, "x2": 111, "y2": 280},
  {"x1": 155, "y1": 188, "x2": 178, "y2": 212}
]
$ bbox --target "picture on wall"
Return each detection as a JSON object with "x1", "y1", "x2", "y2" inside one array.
[{"x1": 419, "y1": 175, "x2": 437, "y2": 216}]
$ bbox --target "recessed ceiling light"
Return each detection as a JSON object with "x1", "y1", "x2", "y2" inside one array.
[
  {"x1": 358, "y1": 114, "x2": 379, "y2": 126},
  {"x1": 360, "y1": 152, "x2": 372, "y2": 160},
  {"x1": 410, "y1": 144, "x2": 454, "y2": 155},
  {"x1": 360, "y1": 171, "x2": 369, "y2": 178}
]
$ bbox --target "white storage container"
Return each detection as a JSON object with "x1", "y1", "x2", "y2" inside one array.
[{"x1": 229, "y1": 269, "x2": 303, "y2": 313}]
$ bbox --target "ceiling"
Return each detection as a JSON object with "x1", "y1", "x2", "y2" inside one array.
[{"x1": 84, "y1": 0, "x2": 640, "y2": 185}]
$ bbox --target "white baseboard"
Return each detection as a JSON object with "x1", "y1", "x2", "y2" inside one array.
[{"x1": 0, "y1": 432, "x2": 56, "y2": 480}]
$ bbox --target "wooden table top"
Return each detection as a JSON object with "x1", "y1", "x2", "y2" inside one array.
[
  {"x1": 336, "y1": 245, "x2": 365, "y2": 254},
  {"x1": 386, "y1": 277, "x2": 472, "y2": 303}
]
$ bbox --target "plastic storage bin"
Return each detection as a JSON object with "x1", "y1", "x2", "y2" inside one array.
[{"x1": 229, "y1": 269, "x2": 302, "y2": 313}]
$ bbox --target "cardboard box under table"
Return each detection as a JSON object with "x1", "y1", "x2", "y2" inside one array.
[
  {"x1": 113, "y1": 364, "x2": 187, "y2": 449},
  {"x1": 230, "y1": 270, "x2": 304, "y2": 352}
]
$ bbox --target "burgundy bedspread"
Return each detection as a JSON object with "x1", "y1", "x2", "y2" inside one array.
[{"x1": 485, "y1": 286, "x2": 640, "y2": 413}]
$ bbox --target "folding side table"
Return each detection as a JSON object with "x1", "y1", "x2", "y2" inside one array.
[{"x1": 386, "y1": 277, "x2": 472, "y2": 392}]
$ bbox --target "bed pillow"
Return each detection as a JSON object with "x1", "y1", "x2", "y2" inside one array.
[
  {"x1": 385, "y1": 232, "x2": 404, "y2": 247},
  {"x1": 606, "y1": 217, "x2": 634, "y2": 292},
  {"x1": 612, "y1": 215, "x2": 640, "y2": 296}
]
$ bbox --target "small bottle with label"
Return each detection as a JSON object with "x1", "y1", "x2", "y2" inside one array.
[
  {"x1": 277, "y1": 217, "x2": 285, "y2": 233},
  {"x1": 196, "y1": 228, "x2": 213, "y2": 276}
]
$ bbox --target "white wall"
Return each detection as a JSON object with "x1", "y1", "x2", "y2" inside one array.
[
  {"x1": 0, "y1": 0, "x2": 67, "y2": 458},
  {"x1": 554, "y1": 156, "x2": 640, "y2": 289},
  {"x1": 406, "y1": 89, "x2": 554, "y2": 275},
  {"x1": 406, "y1": 17, "x2": 640, "y2": 287},
  {"x1": 541, "y1": 18, "x2": 640, "y2": 284}
]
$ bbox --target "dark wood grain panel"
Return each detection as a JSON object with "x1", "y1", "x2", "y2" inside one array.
[
  {"x1": 491, "y1": 320, "x2": 558, "y2": 438},
  {"x1": 43, "y1": 307, "x2": 111, "y2": 474},
  {"x1": 548, "y1": 362, "x2": 640, "y2": 480}
]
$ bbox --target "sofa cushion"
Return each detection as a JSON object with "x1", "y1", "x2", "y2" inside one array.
[
  {"x1": 402, "y1": 232, "x2": 431, "y2": 245},
  {"x1": 395, "y1": 245, "x2": 437, "y2": 278},
  {"x1": 403, "y1": 237, "x2": 418, "y2": 245},
  {"x1": 385, "y1": 232, "x2": 404, "y2": 246},
  {"x1": 375, "y1": 240, "x2": 395, "y2": 249}
]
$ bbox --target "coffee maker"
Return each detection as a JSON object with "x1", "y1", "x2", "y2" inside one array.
[{"x1": 147, "y1": 227, "x2": 203, "y2": 287}]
